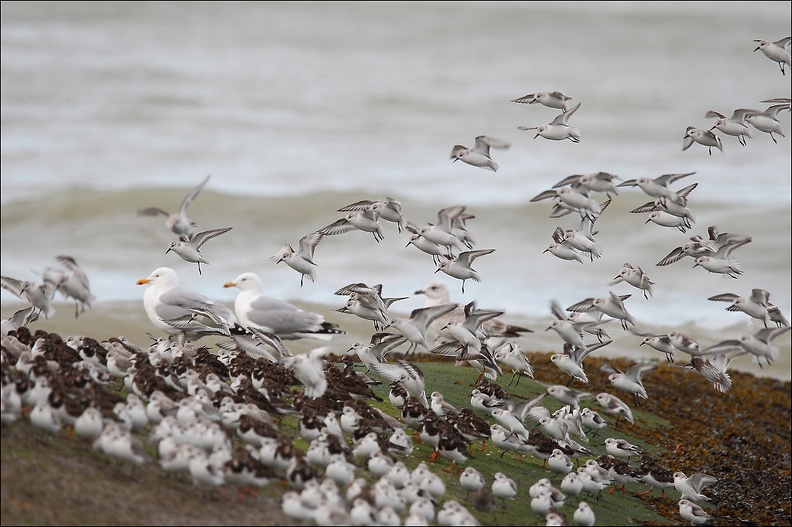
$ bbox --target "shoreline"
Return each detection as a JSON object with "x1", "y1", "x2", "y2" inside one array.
[{"x1": 3, "y1": 298, "x2": 790, "y2": 382}]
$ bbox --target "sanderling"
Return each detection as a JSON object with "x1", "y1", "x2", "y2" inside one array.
[
  {"x1": 547, "y1": 448, "x2": 574, "y2": 475},
  {"x1": 44, "y1": 255, "x2": 96, "y2": 318},
  {"x1": 707, "y1": 288, "x2": 776, "y2": 327},
  {"x1": 554, "y1": 171, "x2": 621, "y2": 198},
  {"x1": 511, "y1": 90, "x2": 573, "y2": 111},
  {"x1": 270, "y1": 231, "x2": 324, "y2": 287},
  {"x1": 493, "y1": 341, "x2": 534, "y2": 385},
  {"x1": 489, "y1": 423, "x2": 536, "y2": 459},
  {"x1": 656, "y1": 225, "x2": 748, "y2": 266},
  {"x1": 579, "y1": 407, "x2": 608, "y2": 437},
  {"x1": 284, "y1": 347, "x2": 330, "y2": 399},
  {"x1": 319, "y1": 209, "x2": 385, "y2": 242},
  {"x1": 532, "y1": 185, "x2": 603, "y2": 221},
  {"x1": 567, "y1": 292, "x2": 636, "y2": 331},
  {"x1": 388, "y1": 303, "x2": 459, "y2": 354},
  {"x1": 414, "y1": 281, "x2": 532, "y2": 343},
  {"x1": 490, "y1": 407, "x2": 532, "y2": 439},
  {"x1": 430, "y1": 390, "x2": 458, "y2": 419},
  {"x1": 560, "y1": 471, "x2": 583, "y2": 498},
  {"x1": 753, "y1": 37, "x2": 791, "y2": 75},
  {"x1": 519, "y1": 101, "x2": 582, "y2": 142},
  {"x1": 1, "y1": 306, "x2": 39, "y2": 337},
  {"x1": 644, "y1": 210, "x2": 691, "y2": 233},
  {"x1": 337, "y1": 196, "x2": 407, "y2": 232},
  {"x1": 609, "y1": 263, "x2": 655, "y2": 299},
  {"x1": 325, "y1": 453, "x2": 357, "y2": 487},
  {"x1": 703, "y1": 327, "x2": 790, "y2": 369},
  {"x1": 459, "y1": 466, "x2": 486, "y2": 493},
  {"x1": 631, "y1": 193, "x2": 697, "y2": 222},
  {"x1": 682, "y1": 126, "x2": 723, "y2": 155},
  {"x1": 546, "y1": 510, "x2": 571, "y2": 527},
  {"x1": 744, "y1": 103, "x2": 789, "y2": 143},
  {"x1": 492, "y1": 471, "x2": 518, "y2": 502},
  {"x1": 564, "y1": 208, "x2": 609, "y2": 262},
  {"x1": 605, "y1": 362, "x2": 658, "y2": 402},
  {"x1": 224, "y1": 272, "x2": 343, "y2": 340},
  {"x1": 692, "y1": 238, "x2": 751, "y2": 278},
  {"x1": 705, "y1": 109, "x2": 754, "y2": 145},
  {"x1": 617, "y1": 172, "x2": 696, "y2": 203},
  {"x1": 165, "y1": 227, "x2": 232, "y2": 275},
  {"x1": 435, "y1": 249, "x2": 495, "y2": 294},
  {"x1": 673, "y1": 471, "x2": 718, "y2": 502},
  {"x1": 668, "y1": 331, "x2": 706, "y2": 357},
  {"x1": 544, "y1": 231, "x2": 586, "y2": 264},
  {"x1": 595, "y1": 392, "x2": 634, "y2": 427},
  {"x1": 546, "y1": 385, "x2": 595, "y2": 412},
  {"x1": 604, "y1": 437, "x2": 644, "y2": 462},
  {"x1": 450, "y1": 135, "x2": 511, "y2": 172},
  {"x1": 547, "y1": 299, "x2": 608, "y2": 349},
  {"x1": 573, "y1": 501, "x2": 596, "y2": 526},
  {"x1": 678, "y1": 498, "x2": 713, "y2": 525},
  {"x1": 1, "y1": 275, "x2": 56, "y2": 320},
  {"x1": 137, "y1": 173, "x2": 210, "y2": 237},
  {"x1": 370, "y1": 360, "x2": 429, "y2": 408},
  {"x1": 405, "y1": 227, "x2": 451, "y2": 264}
]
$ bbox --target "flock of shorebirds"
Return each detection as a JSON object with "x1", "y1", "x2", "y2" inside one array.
[{"x1": 2, "y1": 33, "x2": 791, "y2": 527}]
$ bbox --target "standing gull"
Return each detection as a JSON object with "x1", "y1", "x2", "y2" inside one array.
[
  {"x1": 224, "y1": 272, "x2": 343, "y2": 340},
  {"x1": 137, "y1": 267, "x2": 235, "y2": 343}
]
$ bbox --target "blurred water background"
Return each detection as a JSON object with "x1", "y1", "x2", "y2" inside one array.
[{"x1": 2, "y1": 2, "x2": 790, "y2": 380}]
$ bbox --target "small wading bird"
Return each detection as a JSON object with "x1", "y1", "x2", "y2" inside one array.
[{"x1": 450, "y1": 135, "x2": 511, "y2": 172}]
